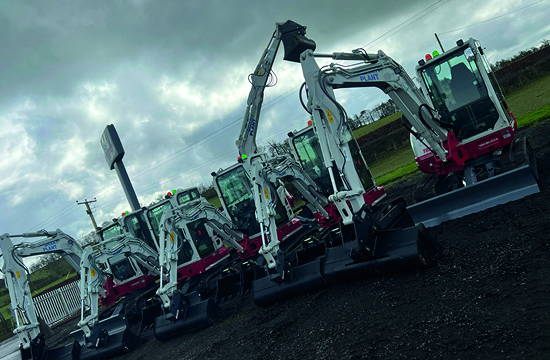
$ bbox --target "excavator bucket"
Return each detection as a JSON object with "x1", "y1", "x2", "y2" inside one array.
[
  {"x1": 154, "y1": 292, "x2": 221, "y2": 342},
  {"x1": 323, "y1": 224, "x2": 442, "y2": 283},
  {"x1": 70, "y1": 313, "x2": 144, "y2": 360},
  {"x1": 408, "y1": 137, "x2": 539, "y2": 228},
  {"x1": 279, "y1": 20, "x2": 316, "y2": 63},
  {"x1": 253, "y1": 255, "x2": 328, "y2": 307},
  {"x1": 43, "y1": 341, "x2": 81, "y2": 360}
]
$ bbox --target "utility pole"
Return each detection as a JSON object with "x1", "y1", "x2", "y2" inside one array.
[
  {"x1": 77, "y1": 198, "x2": 99, "y2": 232},
  {"x1": 435, "y1": 33, "x2": 445, "y2": 53}
]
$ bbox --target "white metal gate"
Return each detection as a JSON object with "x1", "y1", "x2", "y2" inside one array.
[{"x1": 32, "y1": 280, "x2": 81, "y2": 327}]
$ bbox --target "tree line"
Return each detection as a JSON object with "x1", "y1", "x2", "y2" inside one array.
[{"x1": 492, "y1": 39, "x2": 550, "y2": 71}]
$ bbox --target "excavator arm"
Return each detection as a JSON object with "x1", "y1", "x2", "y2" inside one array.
[
  {"x1": 293, "y1": 47, "x2": 458, "y2": 224},
  {"x1": 0, "y1": 230, "x2": 103, "y2": 358},
  {"x1": 0, "y1": 230, "x2": 154, "y2": 359},
  {"x1": 235, "y1": 20, "x2": 316, "y2": 278},
  {"x1": 156, "y1": 198, "x2": 247, "y2": 313}
]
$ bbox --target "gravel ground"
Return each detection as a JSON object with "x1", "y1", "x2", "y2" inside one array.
[{"x1": 49, "y1": 120, "x2": 550, "y2": 360}]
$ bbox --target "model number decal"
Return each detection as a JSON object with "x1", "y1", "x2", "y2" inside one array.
[
  {"x1": 360, "y1": 73, "x2": 379, "y2": 82},
  {"x1": 42, "y1": 241, "x2": 58, "y2": 252}
]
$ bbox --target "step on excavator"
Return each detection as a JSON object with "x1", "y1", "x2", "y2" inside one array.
[
  {"x1": 0, "y1": 229, "x2": 159, "y2": 360},
  {"x1": 213, "y1": 20, "x2": 442, "y2": 307}
]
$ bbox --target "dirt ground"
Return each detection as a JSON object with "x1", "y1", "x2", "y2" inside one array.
[{"x1": 50, "y1": 120, "x2": 550, "y2": 360}]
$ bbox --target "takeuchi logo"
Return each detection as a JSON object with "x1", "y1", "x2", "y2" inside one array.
[{"x1": 478, "y1": 137, "x2": 499, "y2": 148}]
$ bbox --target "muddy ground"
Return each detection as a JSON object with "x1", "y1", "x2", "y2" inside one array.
[{"x1": 48, "y1": 120, "x2": 550, "y2": 359}]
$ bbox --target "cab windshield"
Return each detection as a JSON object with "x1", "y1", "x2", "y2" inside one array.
[
  {"x1": 216, "y1": 165, "x2": 289, "y2": 235},
  {"x1": 292, "y1": 129, "x2": 345, "y2": 196},
  {"x1": 147, "y1": 201, "x2": 173, "y2": 241},
  {"x1": 177, "y1": 188, "x2": 201, "y2": 205},
  {"x1": 124, "y1": 212, "x2": 156, "y2": 250},
  {"x1": 99, "y1": 223, "x2": 123, "y2": 242},
  {"x1": 420, "y1": 46, "x2": 498, "y2": 139}
]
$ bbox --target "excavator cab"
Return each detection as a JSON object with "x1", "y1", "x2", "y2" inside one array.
[
  {"x1": 407, "y1": 38, "x2": 538, "y2": 227},
  {"x1": 213, "y1": 163, "x2": 291, "y2": 236},
  {"x1": 417, "y1": 41, "x2": 506, "y2": 141},
  {"x1": 288, "y1": 125, "x2": 385, "y2": 208},
  {"x1": 98, "y1": 222, "x2": 141, "y2": 283},
  {"x1": 288, "y1": 126, "x2": 345, "y2": 197}
]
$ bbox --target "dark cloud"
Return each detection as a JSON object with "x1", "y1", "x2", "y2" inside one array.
[{"x1": 1, "y1": 0, "x2": 548, "y2": 236}]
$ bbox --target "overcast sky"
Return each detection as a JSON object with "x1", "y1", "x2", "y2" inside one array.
[{"x1": 1, "y1": 0, "x2": 549, "y2": 242}]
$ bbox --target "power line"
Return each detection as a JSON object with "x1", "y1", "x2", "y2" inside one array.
[
  {"x1": 29, "y1": 203, "x2": 74, "y2": 232},
  {"x1": 439, "y1": 0, "x2": 546, "y2": 35},
  {"x1": 42, "y1": 4, "x2": 454, "y2": 231},
  {"x1": 479, "y1": 5, "x2": 550, "y2": 42},
  {"x1": 360, "y1": 0, "x2": 452, "y2": 50}
]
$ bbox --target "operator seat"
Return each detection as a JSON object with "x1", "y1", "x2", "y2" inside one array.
[{"x1": 450, "y1": 63, "x2": 480, "y2": 107}]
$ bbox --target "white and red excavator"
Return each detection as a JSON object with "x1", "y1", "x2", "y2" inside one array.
[
  {"x1": 213, "y1": 20, "x2": 442, "y2": 307},
  {"x1": 0, "y1": 229, "x2": 158, "y2": 360},
  {"x1": 90, "y1": 187, "x2": 261, "y2": 341},
  {"x1": 287, "y1": 33, "x2": 538, "y2": 228}
]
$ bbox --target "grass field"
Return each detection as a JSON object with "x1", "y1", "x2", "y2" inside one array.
[
  {"x1": 356, "y1": 73, "x2": 550, "y2": 185},
  {"x1": 368, "y1": 146, "x2": 415, "y2": 179},
  {"x1": 506, "y1": 73, "x2": 550, "y2": 119},
  {"x1": 352, "y1": 112, "x2": 402, "y2": 138},
  {"x1": 206, "y1": 196, "x2": 222, "y2": 209}
]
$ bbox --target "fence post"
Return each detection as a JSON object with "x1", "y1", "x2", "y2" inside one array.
[
  {"x1": 57, "y1": 288, "x2": 71, "y2": 318},
  {"x1": 0, "y1": 311, "x2": 11, "y2": 334}
]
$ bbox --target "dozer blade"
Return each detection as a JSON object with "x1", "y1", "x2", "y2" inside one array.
[
  {"x1": 19, "y1": 333, "x2": 56, "y2": 360},
  {"x1": 253, "y1": 257, "x2": 328, "y2": 307},
  {"x1": 408, "y1": 164, "x2": 539, "y2": 228},
  {"x1": 153, "y1": 295, "x2": 221, "y2": 342},
  {"x1": 324, "y1": 225, "x2": 441, "y2": 283},
  {"x1": 70, "y1": 314, "x2": 144, "y2": 360},
  {"x1": 42, "y1": 341, "x2": 81, "y2": 360}
]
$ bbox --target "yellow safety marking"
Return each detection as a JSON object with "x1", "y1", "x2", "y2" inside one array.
[
  {"x1": 264, "y1": 188, "x2": 269, "y2": 199},
  {"x1": 15, "y1": 271, "x2": 21, "y2": 279},
  {"x1": 170, "y1": 232, "x2": 175, "y2": 243},
  {"x1": 326, "y1": 110, "x2": 334, "y2": 123},
  {"x1": 258, "y1": 70, "x2": 264, "y2": 76},
  {"x1": 90, "y1": 269, "x2": 96, "y2": 277}
]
